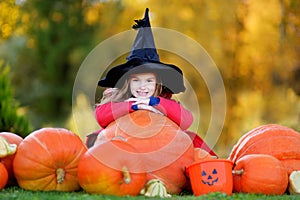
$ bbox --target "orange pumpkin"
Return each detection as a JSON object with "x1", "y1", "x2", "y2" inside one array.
[
  {"x1": 78, "y1": 139, "x2": 147, "y2": 196},
  {"x1": 233, "y1": 154, "x2": 288, "y2": 195},
  {"x1": 229, "y1": 124, "x2": 300, "y2": 175},
  {"x1": 13, "y1": 128, "x2": 87, "y2": 191},
  {"x1": 0, "y1": 162, "x2": 8, "y2": 190},
  {"x1": 0, "y1": 132, "x2": 23, "y2": 186},
  {"x1": 229, "y1": 125, "x2": 273, "y2": 161},
  {"x1": 95, "y1": 110, "x2": 194, "y2": 194}
]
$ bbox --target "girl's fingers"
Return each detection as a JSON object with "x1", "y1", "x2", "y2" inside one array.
[
  {"x1": 131, "y1": 99, "x2": 150, "y2": 105},
  {"x1": 138, "y1": 105, "x2": 164, "y2": 115}
]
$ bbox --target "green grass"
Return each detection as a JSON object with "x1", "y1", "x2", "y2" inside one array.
[{"x1": 0, "y1": 187, "x2": 299, "y2": 200}]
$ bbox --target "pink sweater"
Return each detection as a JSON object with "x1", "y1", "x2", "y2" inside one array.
[{"x1": 95, "y1": 97, "x2": 193, "y2": 130}]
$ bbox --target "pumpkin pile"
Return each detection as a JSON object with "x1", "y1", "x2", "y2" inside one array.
[
  {"x1": 2, "y1": 119, "x2": 300, "y2": 197},
  {"x1": 229, "y1": 124, "x2": 300, "y2": 195},
  {"x1": 78, "y1": 110, "x2": 195, "y2": 196},
  {"x1": 0, "y1": 111, "x2": 195, "y2": 197}
]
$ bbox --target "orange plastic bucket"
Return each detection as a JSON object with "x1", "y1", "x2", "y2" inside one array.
[{"x1": 186, "y1": 159, "x2": 233, "y2": 196}]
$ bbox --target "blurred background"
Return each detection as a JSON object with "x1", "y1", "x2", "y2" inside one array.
[{"x1": 0, "y1": 0, "x2": 299, "y2": 157}]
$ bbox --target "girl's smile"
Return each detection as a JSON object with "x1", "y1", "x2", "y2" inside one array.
[{"x1": 130, "y1": 73, "x2": 157, "y2": 99}]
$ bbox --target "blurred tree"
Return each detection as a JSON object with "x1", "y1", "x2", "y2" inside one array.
[
  {"x1": 279, "y1": 0, "x2": 300, "y2": 95},
  {"x1": 0, "y1": 60, "x2": 32, "y2": 138},
  {"x1": 12, "y1": 0, "x2": 102, "y2": 127}
]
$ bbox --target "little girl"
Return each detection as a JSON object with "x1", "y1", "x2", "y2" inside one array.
[
  {"x1": 90, "y1": 62, "x2": 217, "y2": 156},
  {"x1": 87, "y1": 8, "x2": 217, "y2": 157},
  {"x1": 95, "y1": 71, "x2": 193, "y2": 131}
]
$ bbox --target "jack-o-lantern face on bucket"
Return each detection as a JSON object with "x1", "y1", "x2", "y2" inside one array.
[
  {"x1": 186, "y1": 159, "x2": 233, "y2": 196},
  {"x1": 201, "y1": 168, "x2": 218, "y2": 186}
]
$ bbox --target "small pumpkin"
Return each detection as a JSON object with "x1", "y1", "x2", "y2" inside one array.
[
  {"x1": 140, "y1": 179, "x2": 171, "y2": 197},
  {"x1": 229, "y1": 124, "x2": 300, "y2": 175},
  {"x1": 0, "y1": 162, "x2": 8, "y2": 190},
  {"x1": 232, "y1": 154, "x2": 288, "y2": 195},
  {"x1": 0, "y1": 132, "x2": 23, "y2": 186},
  {"x1": 95, "y1": 110, "x2": 194, "y2": 194},
  {"x1": 13, "y1": 128, "x2": 87, "y2": 191},
  {"x1": 78, "y1": 139, "x2": 147, "y2": 196},
  {"x1": 288, "y1": 170, "x2": 300, "y2": 194}
]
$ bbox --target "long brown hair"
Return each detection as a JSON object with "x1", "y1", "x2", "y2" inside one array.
[{"x1": 100, "y1": 72, "x2": 162, "y2": 104}]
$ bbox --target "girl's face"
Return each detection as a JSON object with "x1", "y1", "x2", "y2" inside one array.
[{"x1": 129, "y1": 73, "x2": 157, "y2": 99}]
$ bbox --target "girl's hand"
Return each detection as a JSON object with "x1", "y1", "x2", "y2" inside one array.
[
  {"x1": 135, "y1": 104, "x2": 164, "y2": 115},
  {"x1": 103, "y1": 88, "x2": 118, "y2": 97},
  {"x1": 126, "y1": 98, "x2": 164, "y2": 115},
  {"x1": 125, "y1": 97, "x2": 150, "y2": 105}
]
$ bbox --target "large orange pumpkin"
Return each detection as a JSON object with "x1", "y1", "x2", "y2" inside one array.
[
  {"x1": 13, "y1": 128, "x2": 87, "y2": 191},
  {"x1": 0, "y1": 132, "x2": 23, "y2": 186},
  {"x1": 233, "y1": 154, "x2": 288, "y2": 195},
  {"x1": 229, "y1": 124, "x2": 300, "y2": 175},
  {"x1": 0, "y1": 162, "x2": 8, "y2": 190},
  {"x1": 78, "y1": 139, "x2": 147, "y2": 196},
  {"x1": 94, "y1": 110, "x2": 194, "y2": 194}
]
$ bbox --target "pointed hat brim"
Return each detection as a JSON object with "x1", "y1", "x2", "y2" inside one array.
[{"x1": 98, "y1": 58, "x2": 185, "y2": 94}]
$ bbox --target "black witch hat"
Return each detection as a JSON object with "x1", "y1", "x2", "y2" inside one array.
[{"x1": 98, "y1": 8, "x2": 185, "y2": 94}]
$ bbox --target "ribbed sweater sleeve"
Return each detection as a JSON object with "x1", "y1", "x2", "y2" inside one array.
[
  {"x1": 95, "y1": 101, "x2": 134, "y2": 128},
  {"x1": 154, "y1": 97, "x2": 193, "y2": 130}
]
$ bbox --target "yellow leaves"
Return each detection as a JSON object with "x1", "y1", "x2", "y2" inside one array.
[
  {"x1": 52, "y1": 12, "x2": 63, "y2": 23},
  {"x1": 233, "y1": 91, "x2": 263, "y2": 127},
  {"x1": 179, "y1": 7, "x2": 194, "y2": 21},
  {"x1": 122, "y1": 0, "x2": 149, "y2": 8},
  {"x1": 0, "y1": 0, "x2": 21, "y2": 40},
  {"x1": 84, "y1": 7, "x2": 100, "y2": 25},
  {"x1": 21, "y1": 13, "x2": 30, "y2": 27},
  {"x1": 1, "y1": 24, "x2": 13, "y2": 39},
  {"x1": 243, "y1": 0, "x2": 281, "y2": 44},
  {"x1": 27, "y1": 38, "x2": 35, "y2": 49},
  {"x1": 39, "y1": 20, "x2": 49, "y2": 29}
]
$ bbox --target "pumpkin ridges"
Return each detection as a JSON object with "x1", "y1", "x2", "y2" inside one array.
[
  {"x1": 230, "y1": 125, "x2": 291, "y2": 162},
  {"x1": 229, "y1": 125, "x2": 280, "y2": 161},
  {"x1": 18, "y1": 174, "x2": 56, "y2": 191},
  {"x1": 34, "y1": 128, "x2": 85, "y2": 165},
  {"x1": 13, "y1": 128, "x2": 86, "y2": 191},
  {"x1": 233, "y1": 154, "x2": 288, "y2": 195},
  {"x1": 145, "y1": 147, "x2": 193, "y2": 194},
  {"x1": 237, "y1": 135, "x2": 300, "y2": 161},
  {"x1": 230, "y1": 124, "x2": 300, "y2": 163},
  {"x1": 78, "y1": 140, "x2": 147, "y2": 196},
  {"x1": 280, "y1": 159, "x2": 300, "y2": 175},
  {"x1": 63, "y1": 146, "x2": 88, "y2": 170},
  {"x1": 109, "y1": 117, "x2": 193, "y2": 194},
  {"x1": 17, "y1": 134, "x2": 57, "y2": 168}
]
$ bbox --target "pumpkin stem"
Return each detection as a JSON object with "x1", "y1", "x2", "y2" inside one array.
[
  {"x1": 121, "y1": 166, "x2": 131, "y2": 184},
  {"x1": 232, "y1": 169, "x2": 244, "y2": 175},
  {"x1": 0, "y1": 136, "x2": 17, "y2": 158},
  {"x1": 56, "y1": 168, "x2": 65, "y2": 184}
]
